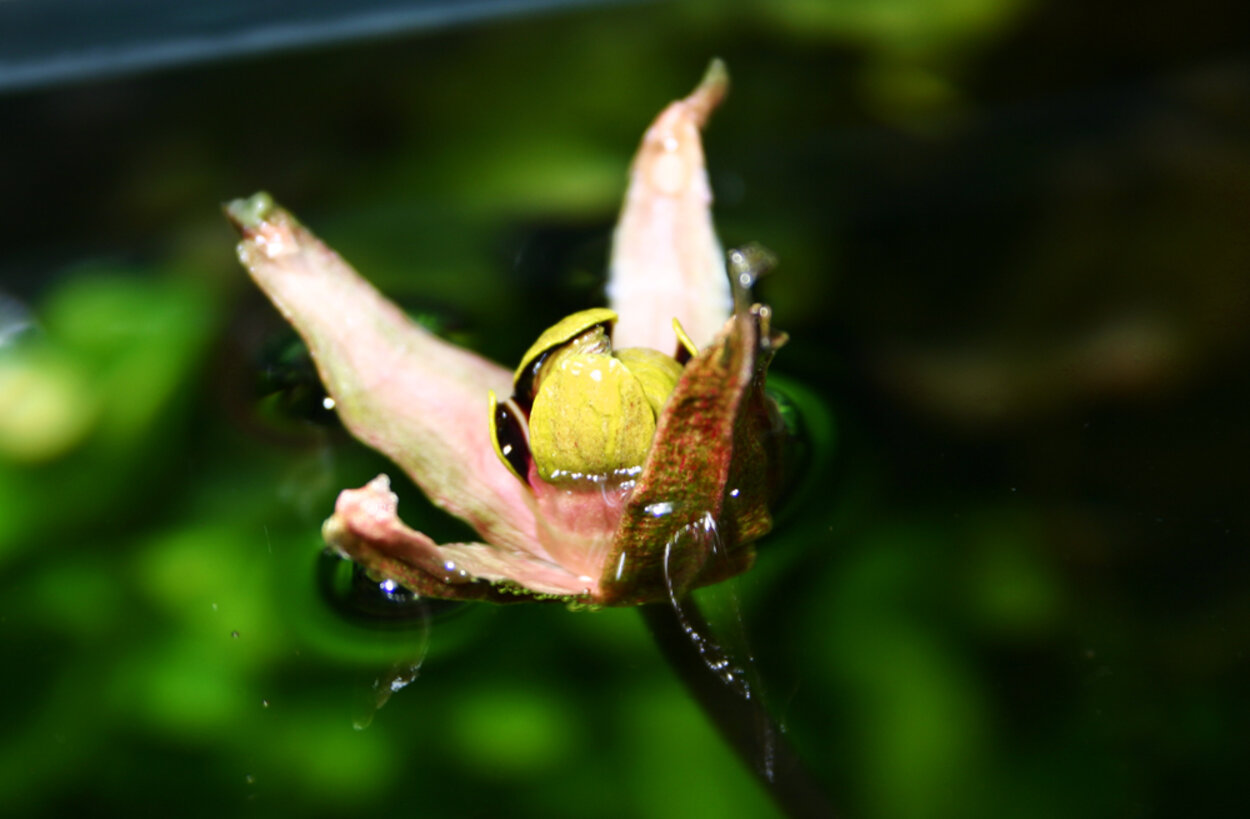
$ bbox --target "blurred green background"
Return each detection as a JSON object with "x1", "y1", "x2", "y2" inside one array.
[{"x1": 3, "y1": 0, "x2": 1250, "y2": 816}]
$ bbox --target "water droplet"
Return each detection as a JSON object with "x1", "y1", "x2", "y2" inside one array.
[
  {"x1": 596, "y1": 475, "x2": 636, "y2": 509},
  {"x1": 614, "y1": 551, "x2": 628, "y2": 582},
  {"x1": 230, "y1": 630, "x2": 240, "y2": 639},
  {"x1": 244, "y1": 774, "x2": 255, "y2": 785},
  {"x1": 657, "y1": 514, "x2": 775, "y2": 780},
  {"x1": 322, "y1": 396, "x2": 336, "y2": 410},
  {"x1": 261, "y1": 699, "x2": 270, "y2": 709},
  {"x1": 645, "y1": 501, "x2": 674, "y2": 518},
  {"x1": 354, "y1": 658, "x2": 426, "y2": 730},
  {"x1": 727, "y1": 243, "x2": 777, "y2": 313}
]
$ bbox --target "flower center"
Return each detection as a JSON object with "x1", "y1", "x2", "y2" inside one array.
[{"x1": 490, "y1": 310, "x2": 685, "y2": 485}]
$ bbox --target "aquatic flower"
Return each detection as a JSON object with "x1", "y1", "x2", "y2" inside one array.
[{"x1": 226, "y1": 61, "x2": 785, "y2": 606}]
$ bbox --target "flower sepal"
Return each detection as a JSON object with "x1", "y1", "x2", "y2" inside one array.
[{"x1": 228, "y1": 60, "x2": 790, "y2": 608}]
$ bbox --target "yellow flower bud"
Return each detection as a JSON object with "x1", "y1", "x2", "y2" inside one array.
[{"x1": 496, "y1": 309, "x2": 685, "y2": 483}]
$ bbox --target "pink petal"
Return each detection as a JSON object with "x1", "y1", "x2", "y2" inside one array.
[
  {"x1": 325, "y1": 476, "x2": 590, "y2": 600},
  {"x1": 526, "y1": 463, "x2": 635, "y2": 594},
  {"x1": 227, "y1": 195, "x2": 543, "y2": 557},
  {"x1": 607, "y1": 59, "x2": 733, "y2": 353}
]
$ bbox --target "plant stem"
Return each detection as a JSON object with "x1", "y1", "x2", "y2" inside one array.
[{"x1": 640, "y1": 599, "x2": 837, "y2": 819}]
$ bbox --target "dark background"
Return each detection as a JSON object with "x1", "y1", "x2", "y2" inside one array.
[{"x1": 2, "y1": 1, "x2": 1248, "y2": 816}]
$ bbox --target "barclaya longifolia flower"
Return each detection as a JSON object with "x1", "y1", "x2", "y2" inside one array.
[{"x1": 227, "y1": 60, "x2": 789, "y2": 607}]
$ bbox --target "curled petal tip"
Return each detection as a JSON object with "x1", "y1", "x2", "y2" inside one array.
[
  {"x1": 224, "y1": 191, "x2": 277, "y2": 233},
  {"x1": 687, "y1": 58, "x2": 730, "y2": 126}
]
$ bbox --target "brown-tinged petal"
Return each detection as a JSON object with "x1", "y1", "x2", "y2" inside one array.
[
  {"x1": 324, "y1": 476, "x2": 589, "y2": 602},
  {"x1": 226, "y1": 194, "x2": 543, "y2": 558},
  {"x1": 607, "y1": 59, "x2": 733, "y2": 353},
  {"x1": 599, "y1": 305, "x2": 781, "y2": 606}
]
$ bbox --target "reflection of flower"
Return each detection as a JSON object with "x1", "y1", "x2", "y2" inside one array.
[{"x1": 227, "y1": 62, "x2": 784, "y2": 606}]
